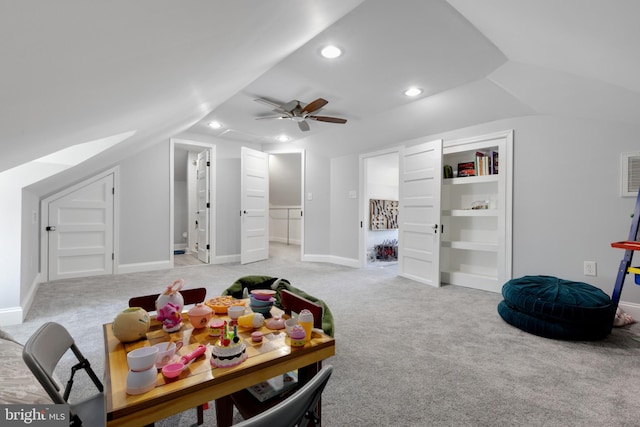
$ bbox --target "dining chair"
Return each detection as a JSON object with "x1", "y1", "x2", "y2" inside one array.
[
  {"x1": 232, "y1": 365, "x2": 333, "y2": 427},
  {"x1": 128, "y1": 287, "x2": 207, "y2": 425},
  {"x1": 279, "y1": 289, "x2": 324, "y2": 330},
  {"x1": 22, "y1": 322, "x2": 105, "y2": 427},
  {"x1": 128, "y1": 287, "x2": 207, "y2": 313},
  {"x1": 230, "y1": 289, "x2": 325, "y2": 421}
]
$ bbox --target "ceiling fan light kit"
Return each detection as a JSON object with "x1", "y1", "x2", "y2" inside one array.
[{"x1": 255, "y1": 97, "x2": 347, "y2": 132}]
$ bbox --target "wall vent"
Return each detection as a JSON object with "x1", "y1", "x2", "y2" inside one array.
[{"x1": 621, "y1": 152, "x2": 640, "y2": 197}]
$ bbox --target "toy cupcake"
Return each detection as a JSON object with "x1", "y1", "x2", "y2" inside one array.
[
  {"x1": 208, "y1": 319, "x2": 225, "y2": 337},
  {"x1": 289, "y1": 324, "x2": 306, "y2": 347}
]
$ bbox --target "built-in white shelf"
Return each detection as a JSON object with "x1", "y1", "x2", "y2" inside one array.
[
  {"x1": 441, "y1": 240, "x2": 499, "y2": 252},
  {"x1": 442, "y1": 209, "x2": 498, "y2": 217}
]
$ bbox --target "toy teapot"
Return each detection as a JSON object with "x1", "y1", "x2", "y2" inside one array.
[{"x1": 156, "y1": 279, "x2": 185, "y2": 312}]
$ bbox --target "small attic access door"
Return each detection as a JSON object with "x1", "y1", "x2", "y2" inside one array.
[{"x1": 43, "y1": 171, "x2": 115, "y2": 281}]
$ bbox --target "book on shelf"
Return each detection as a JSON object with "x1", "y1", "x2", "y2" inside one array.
[
  {"x1": 490, "y1": 150, "x2": 499, "y2": 174},
  {"x1": 246, "y1": 370, "x2": 299, "y2": 402},
  {"x1": 475, "y1": 151, "x2": 489, "y2": 176},
  {"x1": 457, "y1": 161, "x2": 476, "y2": 177}
]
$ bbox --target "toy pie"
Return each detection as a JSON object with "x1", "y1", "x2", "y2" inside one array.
[{"x1": 206, "y1": 296, "x2": 246, "y2": 314}]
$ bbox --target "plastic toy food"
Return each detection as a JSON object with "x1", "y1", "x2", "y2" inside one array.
[
  {"x1": 289, "y1": 325, "x2": 306, "y2": 347},
  {"x1": 206, "y1": 296, "x2": 246, "y2": 314},
  {"x1": 238, "y1": 313, "x2": 265, "y2": 329}
]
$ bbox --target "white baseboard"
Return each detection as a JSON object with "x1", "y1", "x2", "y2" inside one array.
[
  {"x1": 0, "y1": 307, "x2": 24, "y2": 326},
  {"x1": 211, "y1": 254, "x2": 241, "y2": 264},
  {"x1": 269, "y1": 237, "x2": 302, "y2": 245},
  {"x1": 117, "y1": 260, "x2": 173, "y2": 274},
  {"x1": 0, "y1": 273, "x2": 41, "y2": 326},
  {"x1": 302, "y1": 254, "x2": 359, "y2": 268},
  {"x1": 21, "y1": 272, "x2": 41, "y2": 320},
  {"x1": 618, "y1": 301, "x2": 640, "y2": 320}
]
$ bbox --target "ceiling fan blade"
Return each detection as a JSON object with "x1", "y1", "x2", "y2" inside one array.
[
  {"x1": 282, "y1": 100, "x2": 300, "y2": 112},
  {"x1": 254, "y1": 98, "x2": 291, "y2": 115},
  {"x1": 255, "y1": 115, "x2": 288, "y2": 120},
  {"x1": 307, "y1": 115, "x2": 347, "y2": 124},
  {"x1": 301, "y1": 98, "x2": 328, "y2": 115},
  {"x1": 298, "y1": 120, "x2": 310, "y2": 132}
]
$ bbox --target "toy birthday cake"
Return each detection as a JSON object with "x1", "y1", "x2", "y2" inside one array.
[{"x1": 210, "y1": 322, "x2": 247, "y2": 368}]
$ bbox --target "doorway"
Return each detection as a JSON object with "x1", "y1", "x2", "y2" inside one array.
[
  {"x1": 172, "y1": 139, "x2": 215, "y2": 267},
  {"x1": 267, "y1": 151, "x2": 304, "y2": 261},
  {"x1": 360, "y1": 149, "x2": 399, "y2": 270}
]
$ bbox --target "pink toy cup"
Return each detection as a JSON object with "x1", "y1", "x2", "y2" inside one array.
[{"x1": 152, "y1": 341, "x2": 183, "y2": 368}]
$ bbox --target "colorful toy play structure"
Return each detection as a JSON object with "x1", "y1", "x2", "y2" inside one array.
[{"x1": 610, "y1": 186, "x2": 640, "y2": 313}]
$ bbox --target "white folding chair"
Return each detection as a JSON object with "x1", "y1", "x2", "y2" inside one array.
[
  {"x1": 22, "y1": 322, "x2": 105, "y2": 427},
  {"x1": 233, "y1": 365, "x2": 333, "y2": 427}
]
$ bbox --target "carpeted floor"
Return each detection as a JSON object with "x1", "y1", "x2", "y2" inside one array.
[{"x1": 4, "y1": 242, "x2": 640, "y2": 426}]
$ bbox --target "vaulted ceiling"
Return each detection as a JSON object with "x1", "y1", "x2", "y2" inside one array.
[{"x1": 2, "y1": 0, "x2": 639, "y2": 176}]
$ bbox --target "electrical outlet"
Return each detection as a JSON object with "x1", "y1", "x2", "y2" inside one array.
[{"x1": 584, "y1": 261, "x2": 597, "y2": 276}]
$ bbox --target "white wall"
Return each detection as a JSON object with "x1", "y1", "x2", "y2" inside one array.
[
  {"x1": 21, "y1": 190, "x2": 41, "y2": 307},
  {"x1": 269, "y1": 153, "x2": 301, "y2": 206},
  {"x1": 0, "y1": 162, "x2": 68, "y2": 323},
  {"x1": 118, "y1": 142, "x2": 171, "y2": 266},
  {"x1": 330, "y1": 154, "x2": 360, "y2": 262},
  {"x1": 302, "y1": 153, "x2": 331, "y2": 256},
  {"x1": 215, "y1": 158, "x2": 241, "y2": 257}
]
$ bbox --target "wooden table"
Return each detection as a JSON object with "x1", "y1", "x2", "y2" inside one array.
[{"x1": 103, "y1": 309, "x2": 335, "y2": 427}]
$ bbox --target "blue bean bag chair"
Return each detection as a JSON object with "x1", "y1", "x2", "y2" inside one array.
[{"x1": 498, "y1": 275, "x2": 614, "y2": 340}]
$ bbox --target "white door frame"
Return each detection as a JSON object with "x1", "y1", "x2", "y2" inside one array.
[
  {"x1": 196, "y1": 149, "x2": 211, "y2": 263},
  {"x1": 358, "y1": 146, "x2": 401, "y2": 268},
  {"x1": 266, "y1": 148, "x2": 305, "y2": 260},
  {"x1": 170, "y1": 138, "x2": 216, "y2": 266},
  {"x1": 40, "y1": 166, "x2": 120, "y2": 281}
]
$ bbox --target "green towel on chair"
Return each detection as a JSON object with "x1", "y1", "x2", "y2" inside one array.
[{"x1": 222, "y1": 275, "x2": 335, "y2": 337}]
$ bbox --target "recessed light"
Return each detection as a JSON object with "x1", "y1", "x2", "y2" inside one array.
[
  {"x1": 208, "y1": 121, "x2": 222, "y2": 129},
  {"x1": 277, "y1": 135, "x2": 290, "y2": 142},
  {"x1": 404, "y1": 87, "x2": 422, "y2": 97},
  {"x1": 320, "y1": 45, "x2": 342, "y2": 59}
]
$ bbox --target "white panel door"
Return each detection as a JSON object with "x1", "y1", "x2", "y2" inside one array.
[
  {"x1": 48, "y1": 174, "x2": 114, "y2": 280},
  {"x1": 398, "y1": 140, "x2": 443, "y2": 286},
  {"x1": 196, "y1": 149, "x2": 210, "y2": 263},
  {"x1": 241, "y1": 147, "x2": 269, "y2": 264}
]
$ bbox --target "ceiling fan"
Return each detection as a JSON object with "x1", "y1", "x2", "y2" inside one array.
[{"x1": 254, "y1": 97, "x2": 347, "y2": 131}]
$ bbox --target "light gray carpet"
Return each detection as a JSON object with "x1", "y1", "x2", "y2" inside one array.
[{"x1": 4, "y1": 243, "x2": 640, "y2": 426}]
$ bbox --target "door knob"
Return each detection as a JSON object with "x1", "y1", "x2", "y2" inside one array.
[{"x1": 46, "y1": 226, "x2": 56, "y2": 231}]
